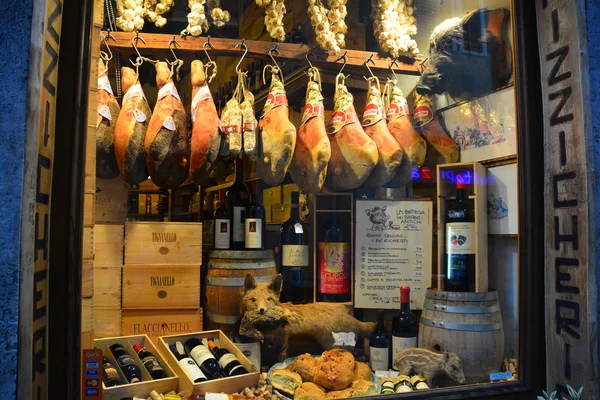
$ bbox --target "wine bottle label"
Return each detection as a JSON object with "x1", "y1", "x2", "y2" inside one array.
[
  {"x1": 369, "y1": 346, "x2": 389, "y2": 371},
  {"x1": 214, "y1": 219, "x2": 231, "y2": 249},
  {"x1": 282, "y1": 245, "x2": 309, "y2": 267},
  {"x1": 218, "y1": 353, "x2": 239, "y2": 369},
  {"x1": 179, "y1": 357, "x2": 207, "y2": 381},
  {"x1": 117, "y1": 354, "x2": 137, "y2": 367},
  {"x1": 140, "y1": 355, "x2": 164, "y2": 373},
  {"x1": 233, "y1": 342, "x2": 261, "y2": 369},
  {"x1": 318, "y1": 242, "x2": 350, "y2": 294},
  {"x1": 103, "y1": 365, "x2": 120, "y2": 381},
  {"x1": 245, "y1": 218, "x2": 262, "y2": 248},
  {"x1": 190, "y1": 345, "x2": 217, "y2": 366},
  {"x1": 392, "y1": 336, "x2": 417, "y2": 369},
  {"x1": 233, "y1": 207, "x2": 245, "y2": 242},
  {"x1": 446, "y1": 222, "x2": 475, "y2": 254},
  {"x1": 229, "y1": 364, "x2": 247, "y2": 375}
]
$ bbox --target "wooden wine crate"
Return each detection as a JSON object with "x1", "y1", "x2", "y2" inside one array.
[
  {"x1": 124, "y1": 222, "x2": 203, "y2": 265},
  {"x1": 436, "y1": 162, "x2": 488, "y2": 292},
  {"x1": 95, "y1": 224, "x2": 124, "y2": 268},
  {"x1": 83, "y1": 192, "x2": 95, "y2": 227},
  {"x1": 96, "y1": 178, "x2": 129, "y2": 224},
  {"x1": 94, "y1": 334, "x2": 178, "y2": 400},
  {"x1": 82, "y1": 297, "x2": 94, "y2": 332},
  {"x1": 262, "y1": 185, "x2": 281, "y2": 206},
  {"x1": 94, "y1": 267, "x2": 122, "y2": 309},
  {"x1": 158, "y1": 330, "x2": 259, "y2": 394},
  {"x1": 94, "y1": 309, "x2": 122, "y2": 338},
  {"x1": 83, "y1": 226, "x2": 94, "y2": 260},
  {"x1": 122, "y1": 265, "x2": 200, "y2": 309},
  {"x1": 82, "y1": 260, "x2": 94, "y2": 298},
  {"x1": 121, "y1": 309, "x2": 203, "y2": 344}
]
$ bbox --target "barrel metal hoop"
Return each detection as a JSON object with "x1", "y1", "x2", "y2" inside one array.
[
  {"x1": 208, "y1": 249, "x2": 274, "y2": 259},
  {"x1": 207, "y1": 260, "x2": 276, "y2": 270},
  {"x1": 425, "y1": 290, "x2": 498, "y2": 302},
  {"x1": 423, "y1": 303, "x2": 500, "y2": 314},
  {"x1": 420, "y1": 317, "x2": 503, "y2": 332},
  {"x1": 207, "y1": 275, "x2": 275, "y2": 287},
  {"x1": 206, "y1": 311, "x2": 240, "y2": 324}
]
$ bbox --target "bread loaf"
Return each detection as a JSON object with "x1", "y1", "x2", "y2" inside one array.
[
  {"x1": 271, "y1": 369, "x2": 303, "y2": 396},
  {"x1": 353, "y1": 362, "x2": 371, "y2": 382},
  {"x1": 294, "y1": 382, "x2": 326, "y2": 400},
  {"x1": 313, "y1": 361, "x2": 355, "y2": 390},
  {"x1": 289, "y1": 353, "x2": 320, "y2": 382}
]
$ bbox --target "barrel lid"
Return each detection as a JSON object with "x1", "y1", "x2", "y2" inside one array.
[{"x1": 208, "y1": 249, "x2": 274, "y2": 259}]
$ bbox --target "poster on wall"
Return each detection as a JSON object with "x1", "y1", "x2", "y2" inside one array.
[
  {"x1": 354, "y1": 200, "x2": 433, "y2": 310},
  {"x1": 487, "y1": 163, "x2": 518, "y2": 235}
]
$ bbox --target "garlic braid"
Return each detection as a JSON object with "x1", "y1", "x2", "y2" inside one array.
[{"x1": 372, "y1": 0, "x2": 419, "y2": 58}]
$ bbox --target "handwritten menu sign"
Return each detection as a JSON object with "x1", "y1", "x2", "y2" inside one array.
[{"x1": 354, "y1": 200, "x2": 433, "y2": 309}]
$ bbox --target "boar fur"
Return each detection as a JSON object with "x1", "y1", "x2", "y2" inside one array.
[{"x1": 394, "y1": 348, "x2": 467, "y2": 388}]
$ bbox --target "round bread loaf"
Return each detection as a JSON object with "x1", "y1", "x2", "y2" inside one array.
[
  {"x1": 293, "y1": 382, "x2": 326, "y2": 400},
  {"x1": 290, "y1": 354, "x2": 320, "y2": 382},
  {"x1": 353, "y1": 362, "x2": 372, "y2": 381},
  {"x1": 313, "y1": 361, "x2": 355, "y2": 390},
  {"x1": 271, "y1": 369, "x2": 303, "y2": 396},
  {"x1": 320, "y1": 349, "x2": 356, "y2": 370}
]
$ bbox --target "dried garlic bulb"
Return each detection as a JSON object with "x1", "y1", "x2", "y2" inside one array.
[
  {"x1": 307, "y1": 0, "x2": 348, "y2": 55},
  {"x1": 208, "y1": 0, "x2": 231, "y2": 28},
  {"x1": 372, "y1": 0, "x2": 419, "y2": 58},
  {"x1": 116, "y1": 0, "x2": 172, "y2": 31},
  {"x1": 182, "y1": 0, "x2": 231, "y2": 36},
  {"x1": 255, "y1": 0, "x2": 286, "y2": 41}
]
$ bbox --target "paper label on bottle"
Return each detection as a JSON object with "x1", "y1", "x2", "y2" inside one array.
[
  {"x1": 191, "y1": 84, "x2": 212, "y2": 123},
  {"x1": 98, "y1": 74, "x2": 114, "y2": 95},
  {"x1": 369, "y1": 346, "x2": 390, "y2": 371},
  {"x1": 141, "y1": 355, "x2": 164, "y2": 373},
  {"x1": 234, "y1": 342, "x2": 261, "y2": 369},
  {"x1": 122, "y1": 83, "x2": 146, "y2": 103},
  {"x1": 233, "y1": 207, "x2": 245, "y2": 242},
  {"x1": 117, "y1": 354, "x2": 136, "y2": 367},
  {"x1": 392, "y1": 336, "x2": 417, "y2": 369},
  {"x1": 162, "y1": 115, "x2": 176, "y2": 131},
  {"x1": 98, "y1": 104, "x2": 112, "y2": 120},
  {"x1": 133, "y1": 108, "x2": 146, "y2": 123},
  {"x1": 245, "y1": 218, "x2": 263, "y2": 248},
  {"x1": 446, "y1": 222, "x2": 475, "y2": 254},
  {"x1": 218, "y1": 353, "x2": 238, "y2": 369},
  {"x1": 214, "y1": 219, "x2": 231, "y2": 249},
  {"x1": 190, "y1": 345, "x2": 216, "y2": 366},
  {"x1": 103, "y1": 364, "x2": 120, "y2": 381},
  {"x1": 362, "y1": 103, "x2": 384, "y2": 127},
  {"x1": 294, "y1": 222, "x2": 304, "y2": 234},
  {"x1": 157, "y1": 81, "x2": 181, "y2": 101},
  {"x1": 282, "y1": 245, "x2": 309, "y2": 267},
  {"x1": 319, "y1": 242, "x2": 350, "y2": 294},
  {"x1": 179, "y1": 357, "x2": 207, "y2": 381}
]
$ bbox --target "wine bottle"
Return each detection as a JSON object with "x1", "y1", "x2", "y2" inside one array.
[
  {"x1": 109, "y1": 343, "x2": 142, "y2": 383},
  {"x1": 245, "y1": 181, "x2": 265, "y2": 250},
  {"x1": 229, "y1": 158, "x2": 249, "y2": 249},
  {"x1": 280, "y1": 191, "x2": 309, "y2": 303},
  {"x1": 230, "y1": 319, "x2": 261, "y2": 370},
  {"x1": 170, "y1": 343, "x2": 207, "y2": 383},
  {"x1": 184, "y1": 338, "x2": 223, "y2": 379},
  {"x1": 214, "y1": 190, "x2": 231, "y2": 249},
  {"x1": 132, "y1": 343, "x2": 167, "y2": 379},
  {"x1": 102, "y1": 356, "x2": 124, "y2": 387},
  {"x1": 444, "y1": 182, "x2": 476, "y2": 292},
  {"x1": 369, "y1": 310, "x2": 390, "y2": 371},
  {"x1": 316, "y1": 212, "x2": 351, "y2": 302},
  {"x1": 391, "y1": 286, "x2": 418, "y2": 369},
  {"x1": 207, "y1": 340, "x2": 249, "y2": 376}
]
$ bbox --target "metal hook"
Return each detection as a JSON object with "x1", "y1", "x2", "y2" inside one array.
[
  {"x1": 167, "y1": 35, "x2": 180, "y2": 65},
  {"x1": 306, "y1": 49, "x2": 322, "y2": 69},
  {"x1": 101, "y1": 31, "x2": 116, "y2": 61},
  {"x1": 203, "y1": 36, "x2": 215, "y2": 63},
  {"x1": 235, "y1": 39, "x2": 248, "y2": 74},
  {"x1": 389, "y1": 57, "x2": 399, "y2": 81},
  {"x1": 131, "y1": 33, "x2": 146, "y2": 67},
  {"x1": 268, "y1": 43, "x2": 281, "y2": 70},
  {"x1": 335, "y1": 51, "x2": 348, "y2": 75},
  {"x1": 363, "y1": 53, "x2": 376, "y2": 81}
]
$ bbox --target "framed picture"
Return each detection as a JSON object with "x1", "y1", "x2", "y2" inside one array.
[
  {"x1": 487, "y1": 163, "x2": 518, "y2": 235},
  {"x1": 440, "y1": 85, "x2": 517, "y2": 163}
]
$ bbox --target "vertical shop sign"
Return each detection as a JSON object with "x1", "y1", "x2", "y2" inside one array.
[
  {"x1": 536, "y1": 0, "x2": 598, "y2": 397},
  {"x1": 18, "y1": 0, "x2": 63, "y2": 399}
]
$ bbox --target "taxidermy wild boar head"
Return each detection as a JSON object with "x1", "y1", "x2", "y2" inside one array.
[{"x1": 416, "y1": 8, "x2": 513, "y2": 102}]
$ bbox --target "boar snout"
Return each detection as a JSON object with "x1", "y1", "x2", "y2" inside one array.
[{"x1": 416, "y1": 71, "x2": 444, "y2": 95}]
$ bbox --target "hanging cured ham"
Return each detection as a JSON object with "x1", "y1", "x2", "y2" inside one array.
[
  {"x1": 413, "y1": 92, "x2": 459, "y2": 165},
  {"x1": 325, "y1": 74, "x2": 378, "y2": 190},
  {"x1": 189, "y1": 60, "x2": 221, "y2": 185},
  {"x1": 257, "y1": 66, "x2": 296, "y2": 186},
  {"x1": 114, "y1": 66, "x2": 150, "y2": 184},
  {"x1": 220, "y1": 74, "x2": 243, "y2": 157},
  {"x1": 96, "y1": 58, "x2": 120, "y2": 179},
  {"x1": 240, "y1": 77, "x2": 258, "y2": 161},
  {"x1": 289, "y1": 67, "x2": 331, "y2": 194},
  {"x1": 145, "y1": 61, "x2": 190, "y2": 189},
  {"x1": 361, "y1": 77, "x2": 403, "y2": 188}
]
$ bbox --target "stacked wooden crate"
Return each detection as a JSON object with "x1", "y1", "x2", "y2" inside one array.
[{"x1": 121, "y1": 221, "x2": 204, "y2": 343}]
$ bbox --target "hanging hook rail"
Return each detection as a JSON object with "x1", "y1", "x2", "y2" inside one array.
[
  {"x1": 131, "y1": 33, "x2": 146, "y2": 67},
  {"x1": 268, "y1": 43, "x2": 281, "y2": 69},
  {"x1": 389, "y1": 57, "x2": 400, "y2": 82},
  {"x1": 235, "y1": 38, "x2": 248, "y2": 74},
  {"x1": 305, "y1": 48, "x2": 323, "y2": 69},
  {"x1": 203, "y1": 36, "x2": 216, "y2": 63},
  {"x1": 101, "y1": 31, "x2": 116, "y2": 62},
  {"x1": 167, "y1": 35, "x2": 180, "y2": 66},
  {"x1": 363, "y1": 53, "x2": 376, "y2": 81},
  {"x1": 335, "y1": 51, "x2": 348, "y2": 76}
]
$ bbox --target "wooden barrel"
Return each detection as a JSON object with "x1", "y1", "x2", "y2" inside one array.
[
  {"x1": 418, "y1": 289, "x2": 505, "y2": 384},
  {"x1": 205, "y1": 250, "x2": 278, "y2": 334}
]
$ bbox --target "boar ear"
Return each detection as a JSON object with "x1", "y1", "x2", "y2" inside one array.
[
  {"x1": 461, "y1": 9, "x2": 487, "y2": 46},
  {"x1": 244, "y1": 274, "x2": 257, "y2": 292},
  {"x1": 443, "y1": 351, "x2": 450, "y2": 362},
  {"x1": 268, "y1": 274, "x2": 283, "y2": 296}
]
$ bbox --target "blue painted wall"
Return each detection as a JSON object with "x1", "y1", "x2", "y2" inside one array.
[{"x1": 0, "y1": 0, "x2": 34, "y2": 397}]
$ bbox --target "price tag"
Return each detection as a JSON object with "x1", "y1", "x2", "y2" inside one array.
[
  {"x1": 332, "y1": 332, "x2": 356, "y2": 348},
  {"x1": 98, "y1": 104, "x2": 112, "y2": 120},
  {"x1": 294, "y1": 223, "x2": 303, "y2": 234},
  {"x1": 133, "y1": 108, "x2": 146, "y2": 122},
  {"x1": 163, "y1": 115, "x2": 176, "y2": 131}
]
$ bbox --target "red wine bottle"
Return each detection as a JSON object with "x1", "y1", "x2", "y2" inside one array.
[
  {"x1": 214, "y1": 190, "x2": 231, "y2": 249},
  {"x1": 280, "y1": 192, "x2": 309, "y2": 303},
  {"x1": 207, "y1": 340, "x2": 249, "y2": 376},
  {"x1": 245, "y1": 181, "x2": 265, "y2": 250},
  {"x1": 229, "y1": 158, "x2": 248, "y2": 250},
  {"x1": 109, "y1": 344, "x2": 142, "y2": 383},
  {"x1": 369, "y1": 310, "x2": 390, "y2": 371},
  {"x1": 444, "y1": 182, "x2": 476, "y2": 292},
  {"x1": 133, "y1": 343, "x2": 167, "y2": 379},
  {"x1": 316, "y1": 213, "x2": 351, "y2": 302},
  {"x1": 184, "y1": 338, "x2": 223, "y2": 379},
  {"x1": 170, "y1": 343, "x2": 207, "y2": 383},
  {"x1": 392, "y1": 286, "x2": 418, "y2": 369},
  {"x1": 102, "y1": 356, "x2": 124, "y2": 387}
]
